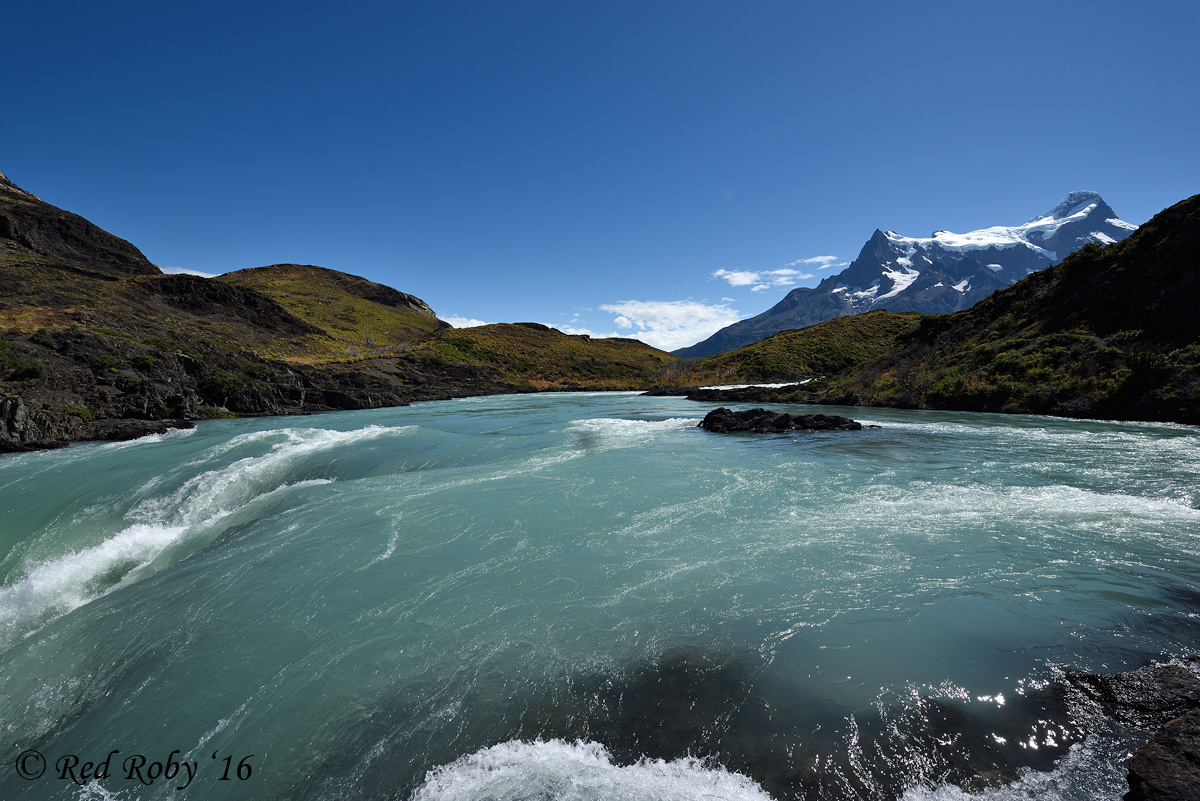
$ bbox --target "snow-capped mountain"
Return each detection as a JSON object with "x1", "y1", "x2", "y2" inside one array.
[{"x1": 675, "y1": 191, "x2": 1137, "y2": 358}]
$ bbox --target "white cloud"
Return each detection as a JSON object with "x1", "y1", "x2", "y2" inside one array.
[
  {"x1": 713, "y1": 267, "x2": 813, "y2": 290},
  {"x1": 597, "y1": 299, "x2": 742, "y2": 351},
  {"x1": 787, "y1": 255, "x2": 848, "y2": 271},
  {"x1": 444, "y1": 314, "x2": 489, "y2": 328},
  {"x1": 160, "y1": 265, "x2": 219, "y2": 278},
  {"x1": 712, "y1": 269, "x2": 762, "y2": 287},
  {"x1": 555, "y1": 324, "x2": 623, "y2": 339}
]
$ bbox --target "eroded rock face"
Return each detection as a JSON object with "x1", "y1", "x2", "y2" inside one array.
[
  {"x1": 0, "y1": 393, "x2": 198, "y2": 452},
  {"x1": 0, "y1": 395, "x2": 75, "y2": 452},
  {"x1": 698, "y1": 406, "x2": 862, "y2": 433}
]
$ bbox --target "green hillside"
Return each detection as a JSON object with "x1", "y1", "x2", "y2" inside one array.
[
  {"x1": 0, "y1": 173, "x2": 674, "y2": 450},
  {"x1": 430, "y1": 323, "x2": 676, "y2": 388},
  {"x1": 218, "y1": 264, "x2": 448, "y2": 360},
  {"x1": 667, "y1": 311, "x2": 922, "y2": 385}
]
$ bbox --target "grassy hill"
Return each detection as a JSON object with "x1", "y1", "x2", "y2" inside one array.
[
  {"x1": 429, "y1": 323, "x2": 675, "y2": 388},
  {"x1": 664, "y1": 311, "x2": 923, "y2": 386},
  {"x1": 218, "y1": 264, "x2": 448, "y2": 360},
  {"x1": 0, "y1": 173, "x2": 674, "y2": 450}
]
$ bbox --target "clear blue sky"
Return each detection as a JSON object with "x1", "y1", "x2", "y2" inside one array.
[{"x1": 4, "y1": 1, "x2": 1197, "y2": 350}]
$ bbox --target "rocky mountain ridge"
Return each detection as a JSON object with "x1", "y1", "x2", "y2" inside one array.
[{"x1": 664, "y1": 192, "x2": 1199, "y2": 425}]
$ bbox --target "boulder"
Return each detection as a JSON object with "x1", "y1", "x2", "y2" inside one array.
[
  {"x1": 1126, "y1": 709, "x2": 1200, "y2": 801},
  {"x1": 699, "y1": 406, "x2": 862, "y2": 433}
]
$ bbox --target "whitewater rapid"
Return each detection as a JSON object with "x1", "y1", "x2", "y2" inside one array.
[{"x1": 1, "y1": 393, "x2": 1197, "y2": 800}]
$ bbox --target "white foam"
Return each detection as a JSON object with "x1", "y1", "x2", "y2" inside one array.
[
  {"x1": 409, "y1": 739, "x2": 776, "y2": 801},
  {"x1": 74, "y1": 781, "x2": 128, "y2": 800},
  {"x1": 844, "y1": 482, "x2": 1200, "y2": 534},
  {"x1": 97, "y1": 425, "x2": 197, "y2": 450},
  {"x1": 0, "y1": 478, "x2": 332, "y2": 649},
  {"x1": 567, "y1": 417, "x2": 695, "y2": 450},
  {"x1": 131, "y1": 425, "x2": 404, "y2": 526},
  {"x1": 0, "y1": 424, "x2": 411, "y2": 649},
  {"x1": 698, "y1": 382, "x2": 808, "y2": 390},
  {"x1": 0, "y1": 521, "x2": 186, "y2": 642},
  {"x1": 361, "y1": 527, "x2": 401, "y2": 569},
  {"x1": 901, "y1": 737, "x2": 1133, "y2": 801}
]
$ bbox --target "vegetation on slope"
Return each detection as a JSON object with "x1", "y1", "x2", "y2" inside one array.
[
  {"x1": 218, "y1": 264, "x2": 447, "y2": 360},
  {"x1": 0, "y1": 173, "x2": 675, "y2": 449},
  {"x1": 664, "y1": 311, "x2": 923, "y2": 386},
  {"x1": 429, "y1": 323, "x2": 676, "y2": 388}
]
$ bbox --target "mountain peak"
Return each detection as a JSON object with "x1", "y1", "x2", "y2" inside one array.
[
  {"x1": 676, "y1": 192, "x2": 1138, "y2": 357},
  {"x1": 1040, "y1": 190, "x2": 1107, "y2": 221}
]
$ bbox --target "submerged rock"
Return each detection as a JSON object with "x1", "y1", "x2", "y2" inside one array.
[{"x1": 699, "y1": 406, "x2": 862, "y2": 433}]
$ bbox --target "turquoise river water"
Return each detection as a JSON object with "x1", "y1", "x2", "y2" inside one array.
[{"x1": 1, "y1": 391, "x2": 1199, "y2": 801}]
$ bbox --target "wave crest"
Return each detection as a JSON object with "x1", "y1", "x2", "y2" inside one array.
[{"x1": 410, "y1": 739, "x2": 776, "y2": 801}]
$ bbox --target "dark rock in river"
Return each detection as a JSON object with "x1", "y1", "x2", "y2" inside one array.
[
  {"x1": 699, "y1": 406, "x2": 862, "y2": 433},
  {"x1": 1059, "y1": 657, "x2": 1200, "y2": 801},
  {"x1": 1126, "y1": 709, "x2": 1200, "y2": 801},
  {"x1": 1065, "y1": 658, "x2": 1200, "y2": 728},
  {"x1": 79, "y1": 418, "x2": 195, "y2": 442}
]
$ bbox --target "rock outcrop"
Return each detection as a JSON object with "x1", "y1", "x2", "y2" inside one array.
[
  {"x1": 1126, "y1": 710, "x2": 1200, "y2": 801},
  {"x1": 698, "y1": 406, "x2": 862, "y2": 433},
  {"x1": 0, "y1": 394, "x2": 195, "y2": 453},
  {"x1": 0, "y1": 171, "x2": 159, "y2": 278},
  {"x1": 1059, "y1": 658, "x2": 1200, "y2": 801}
]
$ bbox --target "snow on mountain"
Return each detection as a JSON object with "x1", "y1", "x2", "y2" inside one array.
[
  {"x1": 675, "y1": 192, "x2": 1137, "y2": 358},
  {"x1": 886, "y1": 190, "x2": 1118, "y2": 263}
]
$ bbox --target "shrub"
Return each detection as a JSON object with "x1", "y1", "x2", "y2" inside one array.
[
  {"x1": 63, "y1": 405, "x2": 94, "y2": 421},
  {"x1": 31, "y1": 328, "x2": 57, "y2": 347},
  {"x1": 92, "y1": 356, "x2": 125, "y2": 370},
  {"x1": 0, "y1": 341, "x2": 46, "y2": 379},
  {"x1": 199, "y1": 367, "x2": 251, "y2": 401},
  {"x1": 7, "y1": 356, "x2": 45, "y2": 380},
  {"x1": 130, "y1": 354, "x2": 161, "y2": 371},
  {"x1": 142, "y1": 336, "x2": 182, "y2": 352}
]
